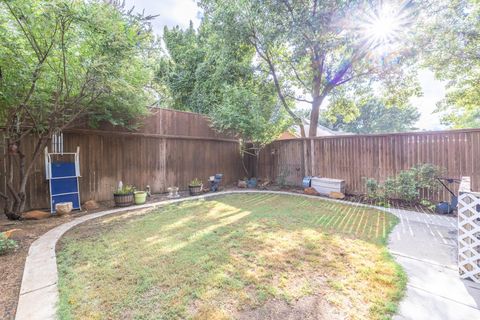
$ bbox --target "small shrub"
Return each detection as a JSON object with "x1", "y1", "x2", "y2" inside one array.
[
  {"x1": 415, "y1": 163, "x2": 443, "y2": 191},
  {"x1": 383, "y1": 178, "x2": 397, "y2": 199},
  {"x1": 115, "y1": 184, "x2": 135, "y2": 195},
  {"x1": 396, "y1": 170, "x2": 419, "y2": 202},
  {"x1": 420, "y1": 199, "x2": 435, "y2": 210},
  {"x1": 189, "y1": 178, "x2": 202, "y2": 186},
  {"x1": 0, "y1": 233, "x2": 18, "y2": 255},
  {"x1": 363, "y1": 163, "x2": 444, "y2": 205},
  {"x1": 365, "y1": 178, "x2": 380, "y2": 200}
]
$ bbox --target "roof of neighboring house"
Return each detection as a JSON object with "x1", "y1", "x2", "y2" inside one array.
[
  {"x1": 277, "y1": 131, "x2": 298, "y2": 140},
  {"x1": 284, "y1": 119, "x2": 352, "y2": 138}
]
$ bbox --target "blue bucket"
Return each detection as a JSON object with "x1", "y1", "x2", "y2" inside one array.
[
  {"x1": 247, "y1": 178, "x2": 257, "y2": 188},
  {"x1": 302, "y1": 176, "x2": 312, "y2": 188}
]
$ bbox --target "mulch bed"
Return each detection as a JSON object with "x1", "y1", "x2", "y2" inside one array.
[
  {"x1": 259, "y1": 183, "x2": 456, "y2": 216},
  {"x1": 1, "y1": 213, "x2": 85, "y2": 319}
]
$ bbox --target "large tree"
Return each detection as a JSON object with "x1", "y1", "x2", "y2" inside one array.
[
  {"x1": 200, "y1": 0, "x2": 421, "y2": 137},
  {"x1": 419, "y1": 0, "x2": 480, "y2": 128},
  {"x1": 158, "y1": 20, "x2": 291, "y2": 175},
  {"x1": 320, "y1": 99, "x2": 420, "y2": 134},
  {"x1": 0, "y1": 0, "x2": 157, "y2": 219}
]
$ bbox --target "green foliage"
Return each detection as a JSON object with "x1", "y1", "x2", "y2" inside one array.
[
  {"x1": 415, "y1": 163, "x2": 442, "y2": 189},
  {"x1": 200, "y1": 0, "x2": 421, "y2": 136},
  {"x1": 0, "y1": 233, "x2": 18, "y2": 255},
  {"x1": 0, "y1": 0, "x2": 156, "y2": 130},
  {"x1": 420, "y1": 199, "x2": 435, "y2": 210},
  {"x1": 158, "y1": 19, "x2": 290, "y2": 148},
  {"x1": 320, "y1": 99, "x2": 420, "y2": 134},
  {"x1": 210, "y1": 83, "x2": 291, "y2": 149},
  {"x1": 418, "y1": 0, "x2": 480, "y2": 128},
  {"x1": 189, "y1": 178, "x2": 202, "y2": 187},
  {"x1": 365, "y1": 178, "x2": 380, "y2": 200},
  {"x1": 383, "y1": 178, "x2": 398, "y2": 200},
  {"x1": 396, "y1": 170, "x2": 419, "y2": 202},
  {"x1": 0, "y1": 0, "x2": 157, "y2": 218},
  {"x1": 115, "y1": 185, "x2": 135, "y2": 195},
  {"x1": 364, "y1": 164, "x2": 443, "y2": 204}
]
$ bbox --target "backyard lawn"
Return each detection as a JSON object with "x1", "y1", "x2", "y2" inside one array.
[{"x1": 57, "y1": 194, "x2": 405, "y2": 320}]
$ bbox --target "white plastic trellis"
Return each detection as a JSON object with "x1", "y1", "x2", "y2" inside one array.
[{"x1": 458, "y1": 177, "x2": 480, "y2": 283}]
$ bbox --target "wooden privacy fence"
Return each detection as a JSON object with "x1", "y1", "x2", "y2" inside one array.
[
  {"x1": 256, "y1": 129, "x2": 480, "y2": 202},
  {"x1": 0, "y1": 109, "x2": 244, "y2": 210}
]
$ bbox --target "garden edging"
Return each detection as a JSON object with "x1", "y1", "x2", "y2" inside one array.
[{"x1": 14, "y1": 190, "x2": 450, "y2": 320}]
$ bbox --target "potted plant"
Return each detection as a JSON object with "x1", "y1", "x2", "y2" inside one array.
[
  {"x1": 167, "y1": 186, "x2": 180, "y2": 198},
  {"x1": 134, "y1": 190, "x2": 147, "y2": 205},
  {"x1": 238, "y1": 177, "x2": 248, "y2": 188},
  {"x1": 188, "y1": 178, "x2": 203, "y2": 196},
  {"x1": 113, "y1": 184, "x2": 135, "y2": 207}
]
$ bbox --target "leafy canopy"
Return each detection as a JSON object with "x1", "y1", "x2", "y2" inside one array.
[
  {"x1": 158, "y1": 19, "x2": 291, "y2": 147},
  {"x1": 320, "y1": 99, "x2": 420, "y2": 134},
  {"x1": 200, "y1": 0, "x2": 422, "y2": 136},
  {"x1": 0, "y1": 0, "x2": 156, "y2": 132},
  {"x1": 419, "y1": 0, "x2": 480, "y2": 128},
  {"x1": 0, "y1": 0, "x2": 158, "y2": 218}
]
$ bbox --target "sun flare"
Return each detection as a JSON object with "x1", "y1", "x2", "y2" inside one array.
[{"x1": 360, "y1": 2, "x2": 411, "y2": 48}]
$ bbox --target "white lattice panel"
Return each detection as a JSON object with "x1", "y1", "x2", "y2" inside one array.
[{"x1": 458, "y1": 191, "x2": 480, "y2": 283}]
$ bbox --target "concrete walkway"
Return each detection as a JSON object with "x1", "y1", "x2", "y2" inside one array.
[
  {"x1": 14, "y1": 190, "x2": 480, "y2": 319},
  {"x1": 387, "y1": 208, "x2": 480, "y2": 320}
]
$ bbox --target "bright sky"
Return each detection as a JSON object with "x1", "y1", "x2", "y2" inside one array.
[{"x1": 125, "y1": 0, "x2": 447, "y2": 131}]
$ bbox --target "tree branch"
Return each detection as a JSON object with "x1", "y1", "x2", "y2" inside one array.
[
  {"x1": 289, "y1": 60, "x2": 309, "y2": 91},
  {"x1": 285, "y1": 93, "x2": 313, "y2": 104},
  {"x1": 249, "y1": 31, "x2": 306, "y2": 137}
]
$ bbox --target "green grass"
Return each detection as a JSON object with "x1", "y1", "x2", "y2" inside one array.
[{"x1": 57, "y1": 194, "x2": 405, "y2": 320}]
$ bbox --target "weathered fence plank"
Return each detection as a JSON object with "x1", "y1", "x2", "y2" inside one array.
[
  {"x1": 0, "y1": 109, "x2": 243, "y2": 210},
  {"x1": 257, "y1": 129, "x2": 480, "y2": 201}
]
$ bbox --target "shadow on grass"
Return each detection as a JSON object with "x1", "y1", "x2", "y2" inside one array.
[{"x1": 57, "y1": 193, "x2": 404, "y2": 320}]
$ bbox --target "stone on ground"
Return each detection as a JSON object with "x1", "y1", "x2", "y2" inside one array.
[
  {"x1": 2, "y1": 228, "x2": 21, "y2": 239},
  {"x1": 304, "y1": 187, "x2": 318, "y2": 196},
  {"x1": 83, "y1": 200, "x2": 100, "y2": 211},
  {"x1": 329, "y1": 191, "x2": 345, "y2": 199},
  {"x1": 22, "y1": 210, "x2": 51, "y2": 220},
  {"x1": 55, "y1": 202, "x2": 73, "y2": 216}
]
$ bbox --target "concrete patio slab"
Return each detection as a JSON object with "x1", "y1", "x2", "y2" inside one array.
[
  {"x1": 389, "y1": 210, "x2": 480, "y2": 320},
  {"x1": 393, "y1": 284, "x2": 480, "y2": 320},
  {"x1": 389, "y1": 220, "x2": 456, "y2": 267}
]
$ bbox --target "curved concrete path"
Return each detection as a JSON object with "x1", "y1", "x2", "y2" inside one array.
[
  {"x1": 13, "y1": 190, "x2": 480, "y2": 319},
  {"x1": 388, "y1": 208, "x2": 480, "y2": 320}
]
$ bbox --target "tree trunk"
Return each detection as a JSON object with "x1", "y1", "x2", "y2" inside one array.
[
  {"x1": 309, "y1": 95, "x2": 325, "y2": 137},
  {"x1": 299, "y1": 123, "x2": 306, "y2": 138},
  {"x1": 253, "y1": 148, "x2": 260, "y2": 179},
  {"x1": 3, "y1": 135, "x2": 49, "y2": 220}
]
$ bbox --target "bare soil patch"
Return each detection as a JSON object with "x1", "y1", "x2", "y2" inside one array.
[
  {"x1": 0, "y1": 212, "x2": 85, "y2": 319},
  {"x1": 57, "y1": 193, "x2": 404, "y2": 319},
  {"x1": 236, "y1": 296, "x2": 342, "y2": 320}
]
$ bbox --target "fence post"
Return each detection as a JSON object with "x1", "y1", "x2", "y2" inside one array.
[
  {"x1": 458, "y1": 176, "x2": 480, "y2": 283},
  {"x1": 302, "y1": 139, "x2": 309, "y2": 177},
  {"x1": 310, "y1": 138, "x2": 315, "y2": 177}
]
